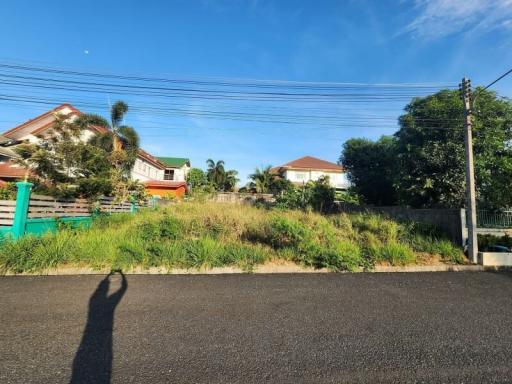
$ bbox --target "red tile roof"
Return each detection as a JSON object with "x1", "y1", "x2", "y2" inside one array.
[
  {"x1": 279, "y1": 156, "x2": 344, "y2": 172},
  {"x1": 144, "y1": 180, "x2": 187, "y2": 189},
  {"x1": 0, "y1": 161, "x2": 29, "y2": 179},
  {"x1": 3, "y1": 104, "x2": 81, "y2": 138}
]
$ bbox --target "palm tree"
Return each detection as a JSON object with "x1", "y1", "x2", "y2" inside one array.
[
  {"x1": 249, "y1": 166, "x2": 273, "y2": 193},
  {"x1": 249, "y1": 166, "x2": 290, "y2": 194},
  {"x1": 78, "y1": 101, "x2": 140, "y2": 175},
  {"x1": 206, "y1": 159, "x2": 226, "y2": 189},
  {"x1": 206, "y1": 159, "x2": 239, "y2": 191},
  {"x1": 223, "y1": 170, "x2": 239, "y2": 192}
]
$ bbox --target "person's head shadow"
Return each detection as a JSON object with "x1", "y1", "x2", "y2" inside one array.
[{"x1": 69, "y1": 271, "x2": 127, "y2": 384}]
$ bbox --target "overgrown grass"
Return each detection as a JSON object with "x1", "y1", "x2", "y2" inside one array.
[{"x1": 0, "y1": 202, "x2": 465, "y2": 273}]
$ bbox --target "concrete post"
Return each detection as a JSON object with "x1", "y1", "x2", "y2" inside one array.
[
  {"x1": 12, "y1": 181, "x2": 33, "y2": 239},
  {"x1": 461, "y1": 78, "x2": 478, "y2": 263}
]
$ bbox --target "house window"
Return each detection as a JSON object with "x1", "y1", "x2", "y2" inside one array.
[
  {"x1": 164, "y1": 169, "x2": 175, "y2": 180},
  {"x1": 295, "y1": 172, "x2": 307, "y2": 180}
]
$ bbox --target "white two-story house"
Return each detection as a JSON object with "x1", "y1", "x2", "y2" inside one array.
[
  {"x1": 271, "y1": 156, "x2": 350, "y2": 190},
  {"x1": 0, "y1": 104, "x2": 190, "y2": 197}
]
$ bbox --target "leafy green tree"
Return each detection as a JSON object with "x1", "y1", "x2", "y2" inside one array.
[
  {"x1": 275, "y1": 177, "x2": 335, "y2": 212},
  {"x1": 341, "y1": 89, "x2": 512, "y2": 209},
  {"x1": 309, "y1": 176, "x2": 335, "y2": 212},
  {"x1": 341, "y1": 136, "x2": 398, "y2": 206},
  {"x1": 395, "y1": 88, "x2": 512, "y2": 209},
  {"x1": 186, "y1": 168, "x2": 207, "y2": 190},
  {"x1": 275, "y1": 185, "x2": 306, "y2": 210},
  {"x1": 15, "y1": 115, "x2": 112, "y2": 198},
  {"x1": 335, "y1": 188, "x2": 360, "y2": 205}
]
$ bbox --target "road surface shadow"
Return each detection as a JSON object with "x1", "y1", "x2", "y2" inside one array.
[{"x1": 69, "y1": 272, "x2": 127, "y2": 384}]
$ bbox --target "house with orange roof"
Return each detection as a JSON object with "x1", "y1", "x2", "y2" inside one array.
[
  {"x1": 0, "y1": 104, "x2": 189, "y2": 197},
  {"x1": 271, "y1": 156, "x2": 350, "y2": 190}
]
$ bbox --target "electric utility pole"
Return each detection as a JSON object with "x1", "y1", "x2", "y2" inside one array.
[{"x1": 460, "y1": 78, "x2": 478, "y2": 263}]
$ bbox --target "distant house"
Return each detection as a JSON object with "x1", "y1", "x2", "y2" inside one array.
[
  {"x1": 131, "y1": 153, "x2": 190, "y2": 198},
  {"x1": 271, "y1": 156, "x2": 350, "y2": 190},
  {"x1": 0, "y1": 104, "x2": 190, "y2": 197}
]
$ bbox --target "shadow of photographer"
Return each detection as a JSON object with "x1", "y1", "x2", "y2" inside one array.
[{"x1": 69, "y1": 271, "x2": 127, "y2": 384}]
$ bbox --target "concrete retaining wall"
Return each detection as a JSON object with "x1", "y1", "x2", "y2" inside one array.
[
  {"x1": 478, "y1": 252, "x2": 512, "y2": 266},
  {"x1": 335, "y1": 202, "x2": 467, "y2": 246},
  {"x1": 211, "y1": 192, "x2": 275, "y2": 204}
]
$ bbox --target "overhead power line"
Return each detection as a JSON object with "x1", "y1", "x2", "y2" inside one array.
[
  {"x1": 0, "y1": 62, "x2": 456, "y2": 90},
  {"x1": 483, "y1": 67, "x2": 512, "y2": 90},
  {"x1": 0, "y1": 59, "x2": 462, "y2": 136}
]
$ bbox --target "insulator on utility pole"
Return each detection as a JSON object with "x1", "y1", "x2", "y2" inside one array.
[{"x1": 461, "y1": 77, "x2": 478, "y2": 264}]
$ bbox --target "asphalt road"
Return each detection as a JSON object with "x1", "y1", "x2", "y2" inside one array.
[{"x1": 1, "y1": 272, "x2": 512, "y2": 383}]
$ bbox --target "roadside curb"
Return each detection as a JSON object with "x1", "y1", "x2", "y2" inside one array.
[
  {"x1": 373, "y1": 265, "x2": 484, "y2": 273},
  {"x1": 0, "y1": 264, "x2": 488, "y2": 276}
]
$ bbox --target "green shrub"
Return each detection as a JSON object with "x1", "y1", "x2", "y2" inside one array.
[
  {"x1": 274, "y1": 177, "x2": 334, "y2": 212},
  {"x1": 359, "y1": 231, "x2": 381, "y2": 269},
  {"x1": 159, "y1": 215, "x2": 182, "y2": 240},
  {"x1": 268, "y1": 217, "x2": 311, "y2": 248},
  {"x1": 432, "y1": 240, "x2": 465, "y2": 264},
  {"x1": 322, "y1": 241, "x2": 362, "y2": 271},
  {"x1": 137, "y1": 221, "x2": 161, "y2": 242},
  {"x1": 0, "y1": 182, "x2": 16, "y2": 200},
  {"x1": 351, "y1": 214, "x2": 399, "y2": 242},
  {"x1": 379, "y1": 242, "x2": 416, "y2": 265},
  {"x1": 330, "y1": 214, "x2": 353, "y2": 234},
  {"x1": 0, "y1": 233, "x2": 71, "y2": 273},
  {"x1": 478, "y1": 234, "x2": 512, "y2": 250}
]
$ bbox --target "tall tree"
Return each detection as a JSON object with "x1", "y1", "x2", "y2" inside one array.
[
  {"x1": 341, "y1": 136, "x2": 398, "y2": 206},
  {"x1": 78, "y1": 101, "x2": 141, "y2": 200},
  {"x1": 77, "y1": 101, "x2": 140, "y2": 175},
  {"x1": 395, "y1": 89, "x2": 512, "y2": 209},
  {"x1": 341, "y1": 89, "x2": 512, "y2": 209},
  {"x1": 206, "y1": 159, "x2": 226, "y2": 189}
]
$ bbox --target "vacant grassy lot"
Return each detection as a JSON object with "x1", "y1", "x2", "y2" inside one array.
[{"x1": 0, "y1": 202, "x2": 465, "y2": 273}]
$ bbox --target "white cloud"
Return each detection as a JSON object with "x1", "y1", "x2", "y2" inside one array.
[{"x1": 405, "y1": 0, "x2": 512, "y2": 39}]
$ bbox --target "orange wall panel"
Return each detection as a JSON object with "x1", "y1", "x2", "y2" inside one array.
[{"x1": 145, "y1": 185, "x2": 186, "y2": 198}]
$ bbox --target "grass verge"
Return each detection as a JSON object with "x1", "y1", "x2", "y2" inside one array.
[{"x1": 0, "y1": 202, "x2": 465, "y2": 273}]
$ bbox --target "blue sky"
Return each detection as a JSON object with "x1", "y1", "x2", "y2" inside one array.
[{"x1": 0, "y1": 0, "x2": 511, "y2": 184}]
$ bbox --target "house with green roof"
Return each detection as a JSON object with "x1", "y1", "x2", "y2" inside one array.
[
  {"x1": 131, "y1": 151, "x2": 191, "y2": 197},
  {"x1": 132, "y1": 151, "x2": 190, "y2": 183}
]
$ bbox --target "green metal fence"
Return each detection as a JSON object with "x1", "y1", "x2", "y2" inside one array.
[
  {"x1": 0, "y1": 181, "x2": 149, "y2": 241},
  {"x1": 477, "y1": 210, "x2": 512, "y2": 228}
]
